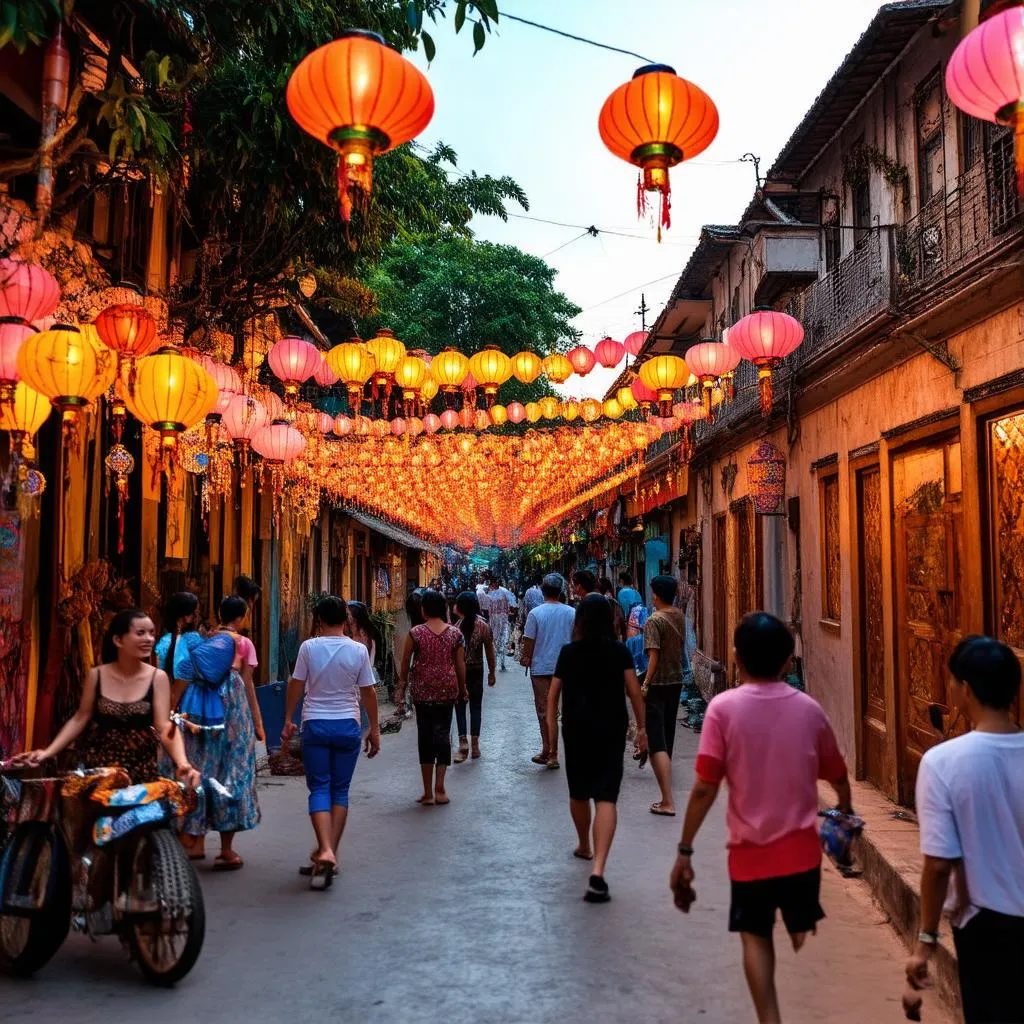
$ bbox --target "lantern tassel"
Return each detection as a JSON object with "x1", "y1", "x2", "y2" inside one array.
[
  {"x1": 1015, "y1": 104, "x2": 1024, "y2": 197},
  {"x1": 757, "y1": 367, "x2": 773, "y2": 418},
  {"x1": 702, "y1": 381, "x2": 712, "y2": 418}
]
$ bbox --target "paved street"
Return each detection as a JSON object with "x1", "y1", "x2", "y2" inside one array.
[{"x1": 3, "y1": 667, "x2": 950, "y2": 1023}]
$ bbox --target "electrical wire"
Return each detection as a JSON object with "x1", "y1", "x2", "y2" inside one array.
[
  {"x1": 542, "y1": 231, "x2": 593, "y2": 258},
  {"x1": 509, "y1": 212, "x2": 697, "y2": 246},
  {"x1": 582, "y1": 272, "x2": 679, "y2": 312},
  {"x1": 499, "y1": 10, "x2": 658, "y2": 64}
]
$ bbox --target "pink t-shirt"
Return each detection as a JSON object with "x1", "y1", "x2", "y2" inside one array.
[
  {"x1": 696, "y1": 682, "x2": 846, "y2": 881},
  {"x1": 236, "y1": 636, "x2": 258, "y2": 669}
]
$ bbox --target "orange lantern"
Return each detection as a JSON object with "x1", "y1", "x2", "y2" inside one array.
[
  {"x1": 599, "y1": 64, "x2": 719, "y2": 238},
  {"x1": 430, "y1": 347, "x2": 470, "y2": 404},
  {"x1": 0, "y1": 380, "x2": 50, "y2": 456},
  {"x1": 602, "y1": 397, "x2": 624, "y2": 420},
  {"x1": 468, "y1": 345, "x2": 512, "y2": 407},
  {"x1": 539, "y1": 395, "x2": 560, "y2": 420},
  {"x1": 511, "y1": 350, "x2": 542, "y2": 384},
  {"x1": 567, "y1": 344, "x2": 596, "y2": 377},
  {"x1": 93, "y1": 302, "x2": 160, "y2": 393},
  {"x1": 562, "y1": 399, "x2": 580, "y2": 422},
  {"x1": 286, "y1": 30, "x2": 435, "y2": 223},
  {"x1": 326, "y1": 341, "x2": 375, "y2": 414},
  {"x1": 489, "y1": 404, "x2": 509, "y2": 426},
  {"x1": 525, "y1": 401, "x2": 542, "y2": 423},
  {"x1": 395, "y1": 353, "x2": 428, "y2": 415},
  {"x1": 541, "y1": 352, "x2": 572, "y2": 385},
  {"x1": 617, "y1": 385, "x2": 638, "y2": 411},
  {"x1": 580, "y1": 398, "x2": 602, "y2": 423}
]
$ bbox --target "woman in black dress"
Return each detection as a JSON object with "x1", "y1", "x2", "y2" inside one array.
[{"x1": 548, "y1": 593, "x2": 647, "y2": 903}]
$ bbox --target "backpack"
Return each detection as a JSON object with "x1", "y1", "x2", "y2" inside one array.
[{"x1": 178, "y1": 632, "x2": 237, "y2": 727}]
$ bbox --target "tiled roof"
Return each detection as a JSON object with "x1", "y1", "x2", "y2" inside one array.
[{"x1": 345, "y1": 510, "x2": 442, "y2": 556}]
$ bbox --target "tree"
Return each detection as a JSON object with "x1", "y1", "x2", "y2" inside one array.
[{"x1": 361, "y1": 232, "x2": 581, "y2": 406}]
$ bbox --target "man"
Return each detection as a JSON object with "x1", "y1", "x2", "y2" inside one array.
[
  {"x1": 520, "y1": 573, "x2": 544, "y2": 621},
  {"x1": 521, "y1": 573, "x2": 576, "y2": 769},
  {"x1": 644, "y1": 575, "x2": 686, "y2": 816},
  {"x1": 670, "y1": 612, "x2": 852, "y2": 1024},
  {"x1": 486, "y1": 576, "x2": 512, "y2": 672},
  {"x1": 905, "y1": 635, "x2": 1024, "y2": 1024},
  {"x1": 572, "y1": 569, "x2": 597, "y2": 601},
  {"x1": 616, "y1": 571, "x2": 643, "y2": 620}
]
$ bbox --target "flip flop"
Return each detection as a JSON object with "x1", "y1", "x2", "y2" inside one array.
[
  {"x1": 434, "y1": 794, "x2": 450, "y2": 805},
  {"x1": 212, "y1": 854, "x2": 244, "y2": 871},
  {"x1": 573, "y1": 848, "x2": 594, "y2": 861},
  {"x1": 531, "y1": 754, "x2": 549, "y2": 765},
  {"x1": 310, "y1": 858, "x2": 334, "y2": 891},
  {"x1": 416, "y1": 795, "x2": 435, "y2": 806},
  {"x1": 649, "y1": 803, "x2": 676, "y2": 817}
]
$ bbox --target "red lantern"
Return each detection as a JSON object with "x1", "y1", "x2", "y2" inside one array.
[
  {"x1": 631, "y1": 376, "x2": 658, "y2": 410},
  {"x1": 333, "y1": 414, "x2": 353, "y2": 437},
  {"x1": 599, "y1": 65, "x2": 719, "y2": 238},
  {"x1": 94, "y1": 303, "x2": 160, "y2": 393},
  {"x1": 314, "y1": 354, "x2": 340, "y2": 387},
  {"x1": 567, "y1": 344, "x2": 597, "y2": 377},
  {"x1": 423, "y1": 412, "x2": 441, "y2": 435},
  {"x1": 268, "y1": 336, "x2": 321, "y2": 399},
  {"x1": 594, "y1": 336, "x2": 625, "y2": 368},
  {"x1": 728, "y1": 308, "x2": 804, "y2": 416},
  {"x1": 390, "y1": 417, "x2": 407, "y2": 436},
  {"x1": 0, "y1": 259, "x2": 60, "y2": 324},
  {"x1": 748, "y1": 441, "x2": 787, "y2": 515},
  {"x1": 507, "y1": 401, "x2": 526, "y2": 424},
  {"x1": 685, "y1": 341, "x2": 740, "y2": 416},
  {"x1": 286, "y1": 30, "x2": 435, "y2": 223},
  {"x1": 0, "y1": 321, "x2": 35, "y2": 402}
]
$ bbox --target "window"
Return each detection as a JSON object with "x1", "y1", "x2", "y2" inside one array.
[
  {"x1": 853, "y1": 179, "x2": 871, "y2": 248},
  {"x1": 820, "y1": 472, "x2": 842, "y2": 623},
  {"x1": 960, "y1": 113, "x2": 983, "y2": 173},
  {"x1": 915, "y1": 72, "x2": 945, "y2": 206}
]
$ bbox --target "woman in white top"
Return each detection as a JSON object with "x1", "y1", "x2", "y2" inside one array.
[{"x1": 283, "y1": 596, "x2": 381, "y2": 889}]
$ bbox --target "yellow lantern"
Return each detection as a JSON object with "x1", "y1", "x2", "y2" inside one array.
[
  {"x1": 366, "y1": 328, "x2": 406, "y2": 384},
  {"x1": 17, "y1": 324, "x2": 103, "y2": 427},
  {"x1": 468, "y1": 345, "x2": 512, "y2": 407},
  {"x1": 603, "y1": 397, "x2": 624, "y2": 419},
  {"x1": 525, "y1": 401, "x2": 542, "y2": 423},
  {"x1": 541, "y1": 352, "x2": 572, "y2": 384},
  {"x1": 562, "y1": 399, "x2": 580, "y2": 422},
  {"x1": 511, "y1": 350, "x2": 542, "y2": 384},
  {"x1": 639, "y1": 354, "x2": 689, "y2": 415},
  {"x1": 394, "y1": 354, "x2": 428, "y2": 414},
  {"x1": 580, "y1": 398, "x2": 602, "y2": 422},
  {"x1": 0, "y1": 381, "x2": 50, "y2": 446},
  {"x1": 420, "y1": 375, "x2": 439, "y2": 403},
  {"x1": 618, "y1": 385, "x2": 638, "y2": 411},
  {"x1": 430, "y1": 347, "x2": 470, "y2": 401},
  {"x1": 489, "y1": 404, "x2": 509, "y2": 426},
  {"x1": 539, "y1": 395, "x2": 560, "y2": 420}
]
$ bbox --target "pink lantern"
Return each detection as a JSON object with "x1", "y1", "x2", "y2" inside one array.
[
  {"x1": 594, "y1": 336, "x2": 625, "y2": 368},
  {"x1": 261, "y1": 389, "x2": 286, "y2": 422},
  {"x1": 355, "y1": 416, "x2": 371, "y2": 437},
  {"x1": 440, "y1": 408, "x2": 460, "y2": 430},
  {"x1": 252, "y1": 421, "x2": 306, "y2": 463},
  {"x1": 473, "y1": 408, "x2": 491, "y2": 431},
  {"x1": 333, "y1": 414, "x2": 353, "y2": 436},
  {"x1": 624, "y1": 330, "x2": 648, "y2": 357},
  {"x1": 390, "y1": 417, "x2": 407, "y2": 436},
  {"x1": 423, "y1": 412, "x2": 441, "y2": 434},
  {"x1": 727, "y1": 307, "x2": 804, "y2": 416},
  {"x1": 0, "y1": 260, "x2": 60, "y2": 324},
  {"x1": 313, "y1": 354, "x2": 340, "y2": 387},
  {"x1": 631, "y1": 376, "x2": 658, "y2": 408},
  {"x1": 267, "y1": 336, "x2": 321, "y2": 397},
  {"x1": 650, "y1": 414, "x2": 680, "y2": 432},
  {"x1": 0, "y1": 321, "x2": 35, "y2": 400},
  {"x1": 567, "y1": 344, "x2": 596, "y2": 377},
  {"x1": 222, "y1": 393, "x2": 269, "y2": 441},
  {"x1": 407, "y1": 416, "x2": 424, "y2": 437},
  {"x1": 317, "y1": 411, "x2": 334, "y2": 433},
  {"x1": 946, "y1": 6, "x2": 1024, "y2": 194},
  {"x1": 507, "y1": 401, "x2": 526, "y2": 424},
  {"x1": 200, "y1": 356, "x2": 241, "y2": 419},
  {"x1": 685, "y1": 341, "x2": 740, "y2": 415}
]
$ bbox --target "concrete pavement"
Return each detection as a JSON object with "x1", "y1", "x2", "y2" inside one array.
[{"x1": 3, "y1": 665, "x2": 951, "y2": 1023}]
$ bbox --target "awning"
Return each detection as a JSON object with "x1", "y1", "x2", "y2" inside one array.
[{"x1": 344, "y1": 510, "x2": 442, "y2": 557}]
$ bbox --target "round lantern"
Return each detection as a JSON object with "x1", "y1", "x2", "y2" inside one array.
[
  {"x1": 511, "y1": 350, "x2": 542, "y2": 384},
  {"x1": 728, "y1": 307, "x2": 805, "y2": 416},
  {"x1": 423, "y1": 412, "x2": 441, "y2": 434},
  {"x1": 624, "y1": 330, "x2": 648, "y2": 357},
  {"x1": 541, "y1": 352, "x2": 572, "y2": 384},
  {"x1": 473, "y1": 409, "x2": 491, "y2": 431},
  {"x1": 420, "y1": 375, "x2": 439, "y2": 405},
  {"x1": 93, "y1": 302, "x2": 159, "y2": 393},
  {"x1": 525, "y1": 401, "x2": 542, "y2": 423},
  {"x1": 200, "y1": 356, "x2": 241, "y2": 420},
  {"x1": 685, "y1": 341, "x2": 741, "y2": 415},
  {"x1": 313, "y1": 354, "x2": 340, "y2": 387},
  {"x1": 631, "y1": 376, "x2": 658, "y2": 410},
  {"x1": 407, "y1": 416, "x2": 424, "y2": 438},
  {"x1": 595, "y1": 336, "x2": 626, "y2": 368},
  {"x1": 366, "y1": 328, "x2": 406, "y2": 379},
  {"x1": 580, "y1": 398, "x2": 602, "y2": 423},
  {"x1": 567, "y1": 344, "x2": 596, "y2": 377},
  {"x1": 390, "y1": 416, "x2": 407, "y2": 436},
  {"x1": 440, "y1": 408, "x2": 460, "y2": 430},
  {"x1": 317, "y1": 411, "x2": 335, "y2": 434},
  {"x1": 489, "y1": 404, "x2": 508, "y2": 426},
  {"x1": 333, "y1": 414, "x2": 353, "y2": 437},
  {"x1": 0, "y1": 259, "x2": 60, "y2": 324},
  {"x1": 468, "y1": 346, "x2": 512, "y2": 407},
  {"x1": 748, "y1": 441, "x2": 787, "y2": 515},
  {"x1": 252, "y1": 420, "x2": 307, "y2": 463},
  {"x1": 222, "y1": 392, "x2": 270, "y2": 469},
  {"x1": 638, "y1": 354, "x2": 689, "y2": 416},
  {"x1": 286, "y1": 30, "x2": 435, "y2": 222},
  {"x1": 268, "y1": 336, "x2": 321, "y2": 400},
  {"x1": 617, "y1": 385, "x2": 639, "y2": 411},
  {"x1": 261, "y1": 388, "x2": 287, "y2": 422},
  {"x1": 603, "y1": 397, "x2": 624, "y2": 420},
  {"x1": 0, "y1": 381, "x2": 51, "y2": 454},
  {"x1": 599, "y1": 65, "x2": 719, "y2": 237},
  {"x1": 539, "y1": 395, "x2": 560, "y2": 420},
  {"x1": 0, "y1": 320, "x2": 35, "y2": 402},
  {"x1": 673, "y1": 398, "x2": 708, "y2": 461},
  {"x1": 326, "y1": 341, "x2": 375, "y2": 412},
  {"x1": 431, "y1": 347, "x2": 470, "y2": 402},
  {"x1": 946, "y1": 6, "x2": 1024, "y2": 194},
  {"x1": 17, "y1": 323, "x2": 103, "y2": 428},
  {"x1": 395, "y1": 353, "x2": 428, "y2": 414},
  {"x1": 507, "y1": 401, "x2": 526, "y2": 424},
  {"x1": 562, "y1": 399, "x2": 580, "y2": 422}
]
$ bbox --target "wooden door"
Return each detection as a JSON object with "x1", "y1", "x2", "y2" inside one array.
[
  {"x1": 734, "y1": 499, "x2": 764, "y2": 619},
  {"x1": 712, "y1": 514, "x2": 728, "y2": 665},
  {"x1": 856, "y1": 466, "x2": 887, "y2": 789},
  {"x1": 893, "y1": 439, "x2": 964, "y2": 802}
]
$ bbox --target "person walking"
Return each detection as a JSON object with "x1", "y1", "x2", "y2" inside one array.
[
  {"x1": 548, "y1": 594, "x2": 647, "y2": 903},
  {"x1": 453, "y1": 591, "x2": 496, "y2": 762},
  {"x1": 394, "y1": 589, "x2": 425, "y2": 717},
  {"x1": 904, "y1": 635, "x2": 1024, "y2": 1024},
  {"x1": 347, "y1": 599, "x2": 383, "y2": 731},
  {"x1": 282, "y1": 596, "x2": 381, "y2": 890},
  {"x1": 616, "y1": 571, "x2": 643, "y2": 620},
  {"x1": 396, "y1": 589, "x2": 467, "y2": 806},
  {"x1": 598, "y1": 577, "x2": 627, "y2": 641},
  {"x1": 669, "y1": 612, "x2": 852, "y2": 1024},
  {"x1": 485, "y1": 576, "x2": 512, "y2": 671},
  {"x1": 572, "y1": 569, "x2": 597, "y2": 602},
  {"x1": 644, "y1": 575, "x2": 686, "y2": 817},
  {"x1": 155, "y1": 591, "x2": 204, "y2": 695},
  {"x1": 521, "y1": 573, "x2": 576, "y2": 769}
]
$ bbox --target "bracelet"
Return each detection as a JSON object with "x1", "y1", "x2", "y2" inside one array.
[
  {"x1": 917, "y1": 930, "x2": 939, "y2": 946},
  {"x1": 677, "y1": 843, "x2": 694, "y2": 857}
]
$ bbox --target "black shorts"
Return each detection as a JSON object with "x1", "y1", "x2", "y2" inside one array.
[
  {"x1": 562, "y1": 726, "x2": 625, "y2": 804},
  {"x1": 645, "y1": 683, "x2": 683, "y2": 756},
  {"x1": 729, "y1": 867, "x2": 824, "y2": 938}
]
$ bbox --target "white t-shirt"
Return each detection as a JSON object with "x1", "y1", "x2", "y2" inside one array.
[
  {"x1": 487, "y1": 588, "x2": 511, "y2": 619},
  {"x1": 293, "y1": 635, "x2": 375, "y2": 724},
  {"x1": 916, "y1": 729, "x2": 1024, "y2": 925},
  {"x1": 524, "y1": 601, "x2": 576, "y2": 676}
]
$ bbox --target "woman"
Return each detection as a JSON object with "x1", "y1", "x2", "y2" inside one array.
[
  {"x1": 282, "y1": 596, "x2": 381, "y2": 889},
  {"x1": 453, "y1": 591, "x2": 496, "y2": 763},
  {"x1": 598, "y1": 577, "x2": 627, "y2": 642},
  {"x1": 15, "y1": 610, "x2": 199, "y2": 789},
  {"x1": 348, "y1": 599, "x2": 382, "y2": 735},
  {"x1": 548, "y1": 593, "x2": 647, "y2": 904},
  {"x1": 393, "y1": 589, "x2": 425, "y2": 717},
  {"x1": 178, "y1": 594, "x2": 263, "y2": 868},
  {"x1": 396, "y1": 589, "x2": 467, "y2": 806},
  {"x1": 155, "y1": 591, "x2": 204, "y2": 701}
]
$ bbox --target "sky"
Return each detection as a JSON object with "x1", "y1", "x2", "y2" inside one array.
[{"x1": 408, "y1": 0, "x2": 889, "y2": 398}]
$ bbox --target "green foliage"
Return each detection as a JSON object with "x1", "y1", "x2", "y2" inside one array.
[
  {"x1": 841, "y1": 143, "x2": 909, "y2": 196},
  {"x1": 0, "y1": 0, "x2": 70, "y2": 53}
]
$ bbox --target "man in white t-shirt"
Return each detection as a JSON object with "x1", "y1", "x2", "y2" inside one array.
[{"x1": 905, "y1": 635, "x2": 1024, "y2": 1023}]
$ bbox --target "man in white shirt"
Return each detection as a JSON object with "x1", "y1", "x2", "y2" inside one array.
[
  {"x1": 905, "y1": 635, "x2": 1024, "y2": 1023},
  {"x1": 485, "y1": 576, "x2": 513, "y2": 672}
]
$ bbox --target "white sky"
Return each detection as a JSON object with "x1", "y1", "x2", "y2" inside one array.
[{"x1": 411, "y1": 0, "x2": 887, "y2": 399}]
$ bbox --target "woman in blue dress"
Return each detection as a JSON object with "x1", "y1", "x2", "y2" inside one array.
[{"x1": 155, "y1": 591, "x2": 204, "y2": 697}]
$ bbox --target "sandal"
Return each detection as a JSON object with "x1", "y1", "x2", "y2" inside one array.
[
  {"x1": 310, "y1": 857, "x2": 334, "y2": 891},
  {"x1": 531, "y1": 754, "x2": 549, "y2": 765},
  {"x1": 546, "y1": 757, "x2": 560, "y2": 770},
  {"x1": 649, "y1": 802, "x2": 676, "y2": 817},
  {"x1": 212, "y1": 853, "x2": 244, "y2": 871},
  {"x1": 454, "y1": 746, "x2": 469, "y2": 764},
  {"x1": 416, "y1": 794, "x2": 435, "y2": 806}
]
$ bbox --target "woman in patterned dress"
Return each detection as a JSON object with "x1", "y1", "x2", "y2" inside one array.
[
  {"x1": 453, "y1": 591, "x2": 496, "y2": 763},
  {"x1": 396, "y1": 589, "x2": 467, "y2": 806}
]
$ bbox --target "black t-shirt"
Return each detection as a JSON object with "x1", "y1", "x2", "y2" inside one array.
[{"x1": 554, "y1": 639, "x2": 633, "y2": 736}]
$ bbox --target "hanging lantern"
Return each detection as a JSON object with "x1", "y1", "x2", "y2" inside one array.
[
  {"x1": 459, "y1": 404, "x2": 476, "y2": 429},
  {"x1": 286, "y1": 30, "x2": 435, "y2": 224},
  {"x1": 314, "y1": 354, "x2": 340, "y2": 387},
  {"x1": 567, "y1": 344, "x2": 597, "y2": 377},
  {"x1": 0, "y1": 381, "x2": 51, "y2": 459},
  {"x1": 431, "y1": 347, "x2": 470, "y2": 405},
  {"x1": 420, "y1": 375, "x2": 439, "y2": 407},
  {"x1": 673, "y1": 398, "x2": 708, "y2": 461},
  {"x1": 507, "y1": 401, "x2": 526, "y2": 424},
  {"x1": 252, "y1": 420, "x2": 307, "y2": 526},
  {"x1": 317, "y1": 411, "x2": 335, "y2": 434},
  {"x1": 423, "y1": 412, "x2": 441, "y2": 434},
  {"x1": 390, "y1": 416, "x2": 407, "y2": 437},
  {"x1": 105, "y1": 443, "x2": 135, "y2": 553},
  {"x1": 407, "y1": 416, "x2": 424, "y2": 438},
  {"x1": 748, "y1": 441, "x2": 787, "y2": 515},
  {"x1": 525, "y1": 401, "x2": 543, "y2": 423},
  {"x1": 599, "y1": 65, "x2": 719, "y2": 239},
  {"x1": 260, "y1": 388, "x2": 287, "y2": 422},
  {"x1": 395, "y1": 353, "x2": 428, "y2": 416},
  {"x1": 440, "y1": 408, "x2": 460, "y2": 430},
  {"x1": 617, "y1": 385, "x2": 639, "y2": 411},
  {"x1": 473, "y1": 408, "x2": 492, "y2": 431},
  {"x1": 562, "y1": 399, "x2": 580, "y2": 422},
  {"x1": 221, "y1": 391, "x2": 269, "y2": 477},
  {"x1": 685, "y1": 341, "x2": 741, "y2": 416},
  {"x1": 489, "y1": 404, "x2": 509, "y2": 427},
  {"x1": 603, "y1": 397, "x2": 624, "y2": 419},
  {"x1": 366, "y1": 328, "x2": 406, "y2": 410},
  {"x1": 461, "y1": 372, "x2": 478, "y2": 410},
  {"x1": 0, "y1": 259, "x2": 60, "y2": 325},
  {"x1": 468, "y1": 345, "x2": 512, "y2": 407},
  {"x1": 268, "y1": 336, "x2": 321, "y2": 401},
  {"x1": 93, "y1": 302, "x2": 160, "y2": 394},
  {"x1": 595, "y1": 336, "x2": 626, "y2": 368},
  {"x1": 333, "y1": 414, "x2": 353, "y2": 437},
  {"x1": 580, "y1": 398, "x2": 602, "y2": 423},
  {"x1": 511, "y1": 350, "x2": 542, "y2": 384},
  {"x1": 0, "y1": 321, "x2": 36, "y2": 403},
  {"x1": 638, "y1": 354, "x2": 689, "y2": 416},
  {"x1": 539, "y1": 395, "x2": 560, "y2": 420},
  {"x1": 541, "y1": 352, "x2": 572, "y2": 384},
  {"x1": 728, "y1": 307, "x2": 805, "y2": 416},
  {"x1": 327, "y1": 341, "x2": 376, "y2": 414},
  {"x1": 624, "y1": 330, "x2": 648, "y2": 357},
  {"x1": 946, "y1": 5, "x2": 1024, "y2": 194}
]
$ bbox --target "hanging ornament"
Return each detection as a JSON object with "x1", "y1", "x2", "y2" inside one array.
[
  {"x1": 567, "y1": 344, "x2": 597, "y2": 377},
  {"x1": 430, "y1": 347, "x2": 470, "y2": 407},
  {"x1": 394, "y1": 353, "x2": 428, "y2": 416},
  {"x1": 327, "y1": 340, "x2": 375, "y2": 414},
  {"x1": 268, "y1": 336, "x2": 321, "y2": 402},
  {"x1": 595, "y1": 336, "x2": 626, "y2": 368},
  {"x1": 104, "y1": 443, "x2": 135, "y2": 553},
  {"x1": 685, "y1": 340, "x2": 741, "y2": 416},
  {"x1": 728, "y1": 307, "x2": 805, "y2": 416},
  {"x1": 366, "y1": 328, "x2": 406, "y2": 413},
  {"x1": 748, "y1": 441, "x2": 787, "y2": 514},
  {"x1": 511, "y1": 350, "x2": 542, "y2": 384},
  {"x1": 624, "y1": 330, "x2": 648, "y2": 358},
  {"x1": 541, "y1": 353, "x2": 572, "y2": 384},
  {"x1": 93, "y1": 302, "x2": 160, "y2": 395}
]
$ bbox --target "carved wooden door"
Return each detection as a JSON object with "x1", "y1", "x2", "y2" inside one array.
[{"x1": 712, "y1": 514, "x2": 727, "y2": 665}]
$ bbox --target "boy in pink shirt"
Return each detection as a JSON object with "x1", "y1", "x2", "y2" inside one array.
[{"x1": 670, "y1": 612, "x2": 853, "y2": 1024}]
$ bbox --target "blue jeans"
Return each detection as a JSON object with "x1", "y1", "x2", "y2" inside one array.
[{"x1": 302, "y1": 718, "x2": 362, "y2": 814}]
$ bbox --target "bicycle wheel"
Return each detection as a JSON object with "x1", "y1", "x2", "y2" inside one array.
[
  {"x1": 0, "y1": 822, "x2": 71, "y2": 976},
  {"x1": 125, "y1": 828, "x2": 205, "y2": 986}
]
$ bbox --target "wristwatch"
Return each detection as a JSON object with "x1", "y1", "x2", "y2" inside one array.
[
  {"x1": 918, "y1": 930, "x2": 939, "y2": 946},
  {"x1": 677, "y1": 843, "x2": 694, "y2": 857}
]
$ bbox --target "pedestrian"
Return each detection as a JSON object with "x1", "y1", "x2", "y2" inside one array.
[
  {"x1": 669, "y1": 612, "x2": 852, "y2": 1024},
  {"x1": 616, "y1": 571, "x2": 643, "y2": 620},
  {"x1": 453, "y1": 591, "x2": 496, "y2": 762},
  {"x1": 547, "y1": 594, "x2": 647, "y2": 903},
  {"x1": 520, "y1": 572, "x2": 544, "y2": 622},
  {"x1": 572, "y1": 569, "x2": 597, "y2": 601},
  {"x1": 282, "y1": 596, "x2": 381, "y2": 890},
  {"x1": 644, "y1": 574, "x2": 686, "y2": 817},
  {"x1": 155, "y1": 591, "x2": 204, "y2": 703},
  {"x1": 347, "y1": 599, "x2": 383, "y2": 732},
  {"x1": 485, "y1": 575, "x2": 512, "y2": 671},
  {"x1": 904, "y1": 635, "x2": 1024, "y2": 1024},
  {"x1": 396, "y1": 589, "x2": 468, "y2": 806},
  {"x1": 394, "y1": 589, "x2": 426, "y2": 717},
  {"x1": 598, "y1": 577, "x2": 627, "y2": 641},
  {"x1": 14, "y1": 609, "x2": 199, "y2": 789},
  {"x1": 521, "y1": 573, "x2": 576, "y2": 769},
  {"x1": 177, "y1": 594, "x2": 264, "y2": 868}
]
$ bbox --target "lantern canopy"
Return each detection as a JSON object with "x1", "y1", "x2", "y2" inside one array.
[
  {"x1": 748, "y1": 441, "x2": 787, "y2": 515},
  {"x1": 541, "y1": 352, "x2": 573, "y2": 385},
  {"x1": 0, "y1": 260, "x2": 60, "y2": 324},
  {"x1": 286, "y1": 30, "x2": 435, "y2": 222},
  {"x1": 599, "y1": 65, "x2": 719, "y2": 237},
  {"x1": 595, "y1": 336, "x2": 626, "y2": 368},
  {"x1": 511, "y1": 350, "x2": 542, "y2": 384},
  {"x1": 567, "y1": 344, "x2": 597, "y2": 377},
  {"x1": 728, "y1": 307, "x2": 805, "y2": 416},
  {"x1": 638, "y1": 353, "x2": 689, "y2": 416}
]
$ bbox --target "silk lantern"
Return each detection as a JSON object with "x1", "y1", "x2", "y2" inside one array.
[
  {"x1": 728, "y1": 308, "x2": 805, "y2": 416},
  {"x1": 685, "y1": 341, "x2": 741, "y2": 416},
  {"x1": 595, "y1": 336, "x2": 625, "y2": 368},
  {"x1": 638, "y1": 354, "x2": 689, "y2": 416}
]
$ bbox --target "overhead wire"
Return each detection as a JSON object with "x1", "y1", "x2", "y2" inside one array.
[
  {"x1": 542, "y1": 230, "x2": 594, "y2": 258},
  {"x1": 582, "y1": 272, "x2": 679, "y2": 312},
  {"x1": 498, "y1": 11, "x2": 658, "y2": 64}
]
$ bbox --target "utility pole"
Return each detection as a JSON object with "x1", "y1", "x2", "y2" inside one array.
[{"x1": 635, "y1": 293, "x2": 649, "y2": 333}]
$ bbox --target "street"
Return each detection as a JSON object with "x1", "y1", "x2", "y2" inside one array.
[{"x1": 3, "y1": 668, "x2": 951, "y2": 1024}]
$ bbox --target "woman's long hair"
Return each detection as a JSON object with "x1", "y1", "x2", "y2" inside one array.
[
  {"x1": 347, "y1": 600, "x2": 382, "y2": 658},
  {"x1": 161, "y1": 591, "x2": 199, "y2": 679},
  {"x1": 405, "y1": 588, "x2": 425, "y2": 628},
  {"x1": 455, "y1": 591, "x2": 480, "y2": 651},
  {"x1": 574, "y1": 592, "x2": 616, "y2": 645},
  {"x1": 101, "y1": 609, "x2": 149, "y2": 665}
]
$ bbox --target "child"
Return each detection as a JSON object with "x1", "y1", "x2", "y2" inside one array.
[{"x1": 669, "y1": 612, "x2": 853, "y2": 1024}]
